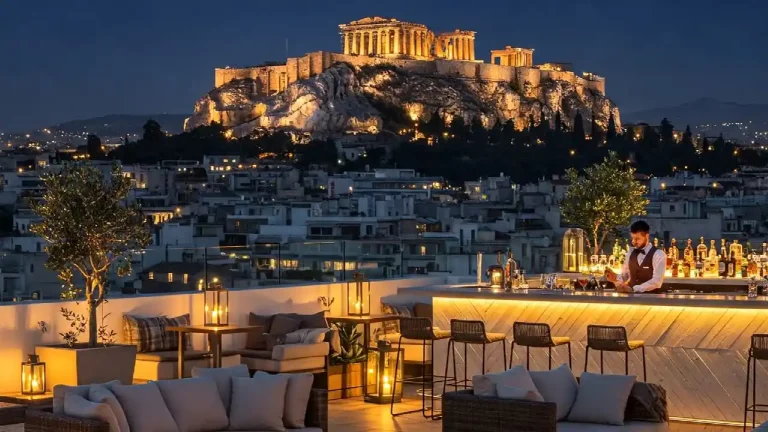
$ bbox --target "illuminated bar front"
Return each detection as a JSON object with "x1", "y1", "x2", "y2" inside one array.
[{"x1": 400, "y1": 285, "x2": 768, "y2": 425}]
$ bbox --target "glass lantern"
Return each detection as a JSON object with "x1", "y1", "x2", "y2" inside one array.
[
  {"x1": 21, "y1": 354, "x2": 46, "y2": 395},
  {"x1": 365, "y1": 341, "x2": 403, "y2": 404},
  {"x1": 346, "y1": 272, "x2": 370, "y2": 317},
  {"x1": 486, "y1": 265, "x2": 504, "y2": 289},
  {"x1": 204, "y1": 277, "x2": 229, "y2": 327}
]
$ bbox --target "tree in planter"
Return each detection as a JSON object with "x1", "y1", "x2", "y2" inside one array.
[
  {"x1": 561, "y1": 151, "x2": 648, "y2": 256},
  {"x1": 31, "y1": 163, "x2": 151, "y2": 347}
]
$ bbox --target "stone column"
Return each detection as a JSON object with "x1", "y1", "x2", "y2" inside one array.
[
  {"x1": 394, "y1": 28, "x2": 400, "y2": 54},
  {"x1": 343, "y1": 31, "x2": 350, "y2": 55},
  {"x1": 463, "y1": 38, "x2": 469, "y2": 60},
  {"x1": 380, "y1": 30, "x2": 386, "y2": 55},
  {"x1": 356, "y1": 32, "x2": 362, "y2": 55},
  {"x1": 457, "y1": 37, "x2": 464, "y2": 60},
  {"x1": 469, "y1": 38, "x2": 475, "y2": 61},
  {"x1": 409, "y1": 29, "x2": 415, "y2": 56},
  {"x1": 367, "y1": 31, "x2": 373, "y2": 55},
  {"x1": 423, "y1": 32, "x2": 429, "y2": 57}
]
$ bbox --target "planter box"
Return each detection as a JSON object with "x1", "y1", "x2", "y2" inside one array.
[
  {"x1": 326, "y1": 362, "x2": 364, "y2": 400},
  {"x1": 35, "y1": 344, "x2": 137, "y2": 390}
]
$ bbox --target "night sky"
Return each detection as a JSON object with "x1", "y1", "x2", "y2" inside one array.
[{"x1": 1, "y1": 0, "x2": 766, "y2": 132}]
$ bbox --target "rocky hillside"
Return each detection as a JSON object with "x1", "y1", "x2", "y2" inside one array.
[{"x1": 185, "y1": 62, "x2": 620, "y2": 138}]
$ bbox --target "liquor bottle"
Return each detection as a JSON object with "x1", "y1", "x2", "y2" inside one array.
[
  {"x1": 671, "y1": 259, "x2": 679, "y2": 277},
  {"x1": 708, "y1": 240, "x2": 719, "y2": 276},
  {"x1": 742, "y1": 259, "x2": 748, "y2": 278},
  {"x1": 697, "y1": 237, "x2": 708, "y2": 261},
  {"x1": 748, "y1": 256, "x2": 759, "y2": 278},
  {"x1": 668, "y1": 239, "x2": 679, "y2": 269},
  {"x1": 719, "y1": 253, "x2": 728, "y2": 278},
  {"x1": 728, "y1": 251, "x2": 737, "y2": 278},
  {"x1": 720, "y1": 239, "x2": 728, "y2": 260},
  {"x1": 696, "y1": 255, "x2": 704, "y2": 278},
  {"x1": 653, "y1": 237, "x2": 659, "y2": 248},
  {"x1": 684, "y1": 239, "x2": 694, "y2": 264},
  {"x1": 730, "y1": 239, "x2": 743, "y2": 269},
  {"x1": 683, "y1": 261, "x2": 691, "y2": 278}
]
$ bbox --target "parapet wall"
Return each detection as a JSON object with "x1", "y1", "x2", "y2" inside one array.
[{"x1": 214, "y1": 51, "x2": 605, "y2": 97}]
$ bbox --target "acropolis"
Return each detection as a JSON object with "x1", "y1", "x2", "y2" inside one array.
[{"x1": 213, "y1": 16, "x2": 606, "y2": 98}]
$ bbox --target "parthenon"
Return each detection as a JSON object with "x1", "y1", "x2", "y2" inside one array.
[{"x1": 338, "y1": 17, "x2": 477, "y2": 61}]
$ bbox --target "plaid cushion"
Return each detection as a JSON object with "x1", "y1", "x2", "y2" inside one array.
[
  {"x1": 159, "y1": 314, "x2": 191, "y2": 351},
  {"x1": 380, "y1": 303, "x2": 413, "y2": 335},
  {"x1": 123, "y1": 315, "x2": 165, "y2": 353}
]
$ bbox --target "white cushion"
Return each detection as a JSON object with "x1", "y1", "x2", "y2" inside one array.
[
  {"x1": 64, "y1": 393, "x2": 120, "y2": 432},
  {"x1": 53, "y1": 380, "x2": 120, "y2": 414},
  {"x1": 272, "y1": 342, "x2": 329, "y2": 361},
  {"x1": 285, "y1": 328, "x2": 328, "y2": 344},
  {"x1": 230, "y1": 375, "x2": 290, "y2": 431},
  {"x1": 89, "y1": 384, "x2": 131, "y2": 432},
  {"x1": 254, "y1": 372, "x2": 314, "y2": 429},
  {"x1": 112, "y1": 382, "x2": 179, "y2": 432},
  {"x1": 567, "y1": 373, "x2": 636, "y2": 426},
  {"x1": 557, "y1": 420, "x2": 669, "y2": 431},
  {"x1": 495, "y1": 384, "x2": 539, "y2": 400},
  {"x1": 530, "y1": 364, "x2": 579, "y2": 421},
  {"x1": 472, "y1": 365, "x2": 543, "y2": 400},
  {"x1": 191, "y1": 364, "x2": 250, "y2": 412},
  {"x1": 156, "y1": 378, "x2": 229, "y2": 432}
]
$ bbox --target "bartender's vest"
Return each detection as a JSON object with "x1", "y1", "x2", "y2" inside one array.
[{"x1": 628, "y1": 246, "x2": 658, "y2": 289}]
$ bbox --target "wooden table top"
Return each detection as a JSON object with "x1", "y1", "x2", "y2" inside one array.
[
  {"x1": 325, "y1": 314, "x2": 399, "y2": 324},
  {"x1": 166, "y1": 324, "x2": 261, "y2": 335}
]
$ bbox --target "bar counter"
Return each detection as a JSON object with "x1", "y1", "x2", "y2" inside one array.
[{"x1": 398, "y1": 284, "x2": 768, "y2": 425}]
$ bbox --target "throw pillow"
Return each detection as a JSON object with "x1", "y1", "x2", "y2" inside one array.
[
  {"x1": 112, "y1": 382, "x2": 178, "y2": 432},
  {"x1": 530, "y1": 364, "x2": 579, "y2": 420},
  {"x1": 297, "y1": 311, "x2": 327, "y2": 329},
  {"x1": 567, "y1": 372, "x2": 636, "y2": 426},
  {"x1": 230, "y1": 375, "x2": 289, "y2": 431},
  {"x1": 380, "y1": 303, "x2": 413, "y2": 335},
  {"x1": 472, "y1": 365, "x2": 543, "y2": 400},
  {"x1": 156, "y1": 378, "x2": 228, "y2": 432},
  {"x1": 285, "y1": 328, "x2": 328, "y2": 344},
  {"x1": 265, "y1": 333, "x2": 287, "y2": 350},
  {"x1": 624, "y1": 382, "x2": 668, "y2": 423},
  {"x1": 159, "y1": 314, "x2": 191, "y2": 351},
  {"x1": 270, "y1": 314, "x2": 301, "y2": 336},
  {"x1": 53, "y1": 380, "x2": 120, "y2": 414},
  {"x1": 255, "y1": 372, "x2": 314, "y2": 428},
  {"x1": 89, "y1": 384, "x2": 131, "y2": 432},
  {"x1": 64, "y1": 394, "x2": 121, "y2": 432},
  {"x1": 496, "y1": 384, "x2": 539, "y2": 401},
  {"x1": 246, "y1": 313, "x2": 275, "y2": 350},
  {"x1": 123, "y1": 315, "x2": 166, "y2": 353},
  {"x1": 191, "y1": 364, "x2": 250, "y2": 413}
]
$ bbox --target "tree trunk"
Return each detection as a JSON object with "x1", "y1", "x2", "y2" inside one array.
[{"x1": 88, "y1": 299, "x2": 98, "y2": 348}]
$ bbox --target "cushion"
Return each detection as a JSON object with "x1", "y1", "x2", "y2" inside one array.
[
  {"x1": 272, "y1": 342, "x2": 330, "y2": 361},
  {"x1": 624, "y1": 382, "x2": 668, "y2": 423},
  {"x1": 246, "y1": 313, "x2": 275, "y2": 350},
  {"x1": 112, "y1": 382, "x2": 179, "y2": 432},
  {"x1": 472, "y1": 365, "x2": 543, "y2": 400},
  {"x1": 156, "y1": 378, "x2": 228, "y2": 432},
  {"x1": 255, "y1": 372, "x2": 314, "y2": 428},
  {"x1": 326, "y1": 328, "x2": 341, "y2": 354},
  {"x1": 53, "y1": 380, "x2": 119, "y2": 414},
  {"x1": 191, "y1": 364, "x2": 250, "y2": 412},
  {"x1": 496, "y1": 384, "x2": 539, "y2": 401},
  {"x1": 271, "y1": 314, "x2": 301, "y2": 336},
  {"x1": 296, "y1": 312, "x2": 327, "y2": 329},
  {"x1": 159, "y1": 314, "x2": 191, "y2": 351},
  {"x1": 412, "y1": 302, "x2": 433, "y2": 318},
  {"x1": 530, "y1": 364, "x2": 579, "y2": 420},
  {"x1": 567, "y1": 372, "x2": 636, "y2": 426},
  {"x1": 89, "y1": 384, "x2": 130, "y2": 432},
  {"x1": 135, "y1": 350, "x2": 210, "y2": 362},
  {"x1": 64, "y1": 393, "x2": 120, "y2": 432},
  {"x1": 286, "y1": 328, "x2": 328, "y2": 344},
  {"x1": 265, "y1": 333, "x2": 287, "y2": 350},
  {"x1": 123, "y1": 315, "x2": 167, "y2": 353},
  {"x1": 230, "y1": 375, "x2": 289, "y2": 431},
  {"x1": 556, "y1": 421, "x2": 668, "y2": 431},
  {"x1": 380, "y1": 302, "x2": 413, "y2": 334}
]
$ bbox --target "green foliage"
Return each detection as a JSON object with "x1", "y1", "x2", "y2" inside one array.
[
  {"x1": 331, "y1": 323, "x2": 366, "y2": 365},
  {"x1": 30, "y1": 163, "x2": 151, "y2": 347},
  {"x1": 561, "y1": 152, "x2": 649, "y2": 255}
]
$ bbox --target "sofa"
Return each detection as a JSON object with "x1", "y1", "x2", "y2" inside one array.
[
  {"x1": 30, "y1": 365, "x2": 328, "y2": 432},
  {"x1": 226, "y1": 312, "x2": 337, "y2": 374},
  {"x1": 443, "y1": 365, "x2": 669, "y2": 432}
]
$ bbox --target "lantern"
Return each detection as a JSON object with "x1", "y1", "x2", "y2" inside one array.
[
  {"x1": 21, "y1": 354, "x2": 45, "y2": 395},
  {"x1": 365, "y1": 341, "x2": 403, "y2": 404},
  {"x1": 486, "y1": 265, "x2": 504, "y2": 289},
  {"x1": 346, "y1": 272, "x2": 370, "y2": 317},
  {"x1": 204, "y1": 277, "x2": 229, "y2": 326}
]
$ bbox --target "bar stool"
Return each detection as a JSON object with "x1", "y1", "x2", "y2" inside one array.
[
  {"x1": 390, "y1": 317, "x2": 451, "y2": 420},
  {"x1": 585, "y1": 325, "x2": 646, "y2": 381},
  {"x1": 442, "y1": 319, "x2": 508, "y2": 392},
  {"x1": 744, "y1": 334, "x2": 768, "y2": 430},
  {"x1": 511, "y1": 322, "x2": 572, "y2": 370}
]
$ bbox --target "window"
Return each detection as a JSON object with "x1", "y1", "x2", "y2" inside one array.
[
  {"x1": 669, "y1": 205, "x2": 676, "y2": 212},
  {"x1": 420, "y1": 245, "x2": 427, "y2": 256},
  {"x1": 522, "y1": 244, "x2": 528, "y2": 257},
  {"x1": 148, "y1": 272, "x2": 154, "y2": 280},
  {"x1": 366, "y1": 225, "x2": 373, "y2": 235},
  {"x1": 223, "y1": 159, "x2": 229, "y2": 163},
  {"x1": 183, "y1": 274, "x2": 189, "y2": 284},
  {"x1": 30, "y1": 264, "x2": 34, "y2": 273},
  {"x1": 167, "y1": 273, "x2": 173, "y2": 282}
]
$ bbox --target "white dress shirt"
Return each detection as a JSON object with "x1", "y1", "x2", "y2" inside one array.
[{"x1": 617, "y1": 242, "x2": 667, "y2": 293}]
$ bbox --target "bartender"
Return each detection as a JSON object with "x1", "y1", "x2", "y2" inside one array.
[{"x1": 605, "y1": 220, "x2": 667, "y2": 293}]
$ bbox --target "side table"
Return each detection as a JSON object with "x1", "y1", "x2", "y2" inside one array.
[
  {"x1": 0, "y1": 393, "x2": 53, "y2": 426},
  {"x1": 166, "y1": 324, "x2": 260, "y2": 378}
]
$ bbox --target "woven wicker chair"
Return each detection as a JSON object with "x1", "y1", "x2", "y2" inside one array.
[
  {"x1": 390, "y1": 317, "x2": 451, "y2": 420},
  {"x1": 25, "y1": 388, "x2": 329, "y2": 432},
  {"x1": 511, "y1": 322, "x2": 571, "y2": 370},
  {"x1": 442, "y1": 390, "x2": 557, "y2": 432},
  {"x1": 586, "y1": 325, "x2": 646, "y2": 381},
  {"x1": 443, "y1": 319, "x2": 507, "y2": 392},
  {"x1": 744, "y1": 334, "x2": 768, "y2": 430}
]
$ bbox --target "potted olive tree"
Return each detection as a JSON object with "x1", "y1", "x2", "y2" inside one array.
[{"x1": 31, "y1": 163, "x2": 151, "y2": 388}]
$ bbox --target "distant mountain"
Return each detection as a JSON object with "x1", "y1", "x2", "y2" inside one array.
[
  {"x1": 50, "y1": 114, "x2": 189, "y2": 137},
  {"x1": 624, "y1": 98, "x2": 768, "y2": 127}
]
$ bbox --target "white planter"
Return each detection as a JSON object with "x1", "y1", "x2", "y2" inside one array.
[{"x1": 35, "y1": 344, "x2": 137, "y2": 390}]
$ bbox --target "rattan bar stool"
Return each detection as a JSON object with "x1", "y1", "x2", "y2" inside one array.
[
  {"x1": 585, "y1": 325, "x2": 646, "y2": 381},
  {"x1": 390, "y1": 317, "x2": 451, "y2": 420},
  {"x1": 744, "y1": 334, "x2": 768, "y2": 430},
  {"x1": 442, "y1": 319, "x2": 508, "y2": 392},
  {"x1": 511, "y1": 322, "x2": 572, "y2": 370}
]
